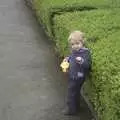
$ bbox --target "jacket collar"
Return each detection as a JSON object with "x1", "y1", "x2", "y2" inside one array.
[{"x1": 72, "y1": 47, "x2": 88, "y2": 53}]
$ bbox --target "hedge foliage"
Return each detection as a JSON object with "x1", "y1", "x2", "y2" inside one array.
[
  {"x1": 90, "y1": 32, "x2": 120, "y2": 120},
  {"x1": 33, "y1": 0, "x2": 120, "y2": 37},
  {"x1": 53, "y1": 9, "x2": 120, "y2": 56},
  {"x1": 53, "y1": 9, "x2": 120, "y2": 120},
  {"x1": 32, "y1": 0, "x2": 120, "y2": 119}
]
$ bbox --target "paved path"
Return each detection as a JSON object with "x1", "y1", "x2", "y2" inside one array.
[{"x1": 0, "y1": 0, "x2": 93, "y2": 119}]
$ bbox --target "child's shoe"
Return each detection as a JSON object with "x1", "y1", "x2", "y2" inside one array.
[{"x1": 62, "y1": 107, "x2": 77, "y2": 115}]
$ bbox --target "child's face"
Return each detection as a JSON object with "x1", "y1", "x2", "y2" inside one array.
[{"x1": 70, "y1": 41, "x2": 83, "y2": 51}]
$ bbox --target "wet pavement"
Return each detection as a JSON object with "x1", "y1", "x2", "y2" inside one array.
[{"x1": 0, "y1": 0, "x2": 93, "y2": 119}]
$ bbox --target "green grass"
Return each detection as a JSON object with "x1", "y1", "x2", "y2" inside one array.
[{"x1": 53, "y1": 9, "x2": 120, "y2": 120}]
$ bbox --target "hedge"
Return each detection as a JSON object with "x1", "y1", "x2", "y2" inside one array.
[
  {"x1": 53, "y1": 9, "x2": 120, "y2": 56},
  {"x1": 53, "y1": 9, "x2": 120, "y2": 120},
  {"x1": 33, "y1": 0, "x2": 120, "y2": 37},
  {"x1": 32, "y1": 0, "x2": 120, "y2": 119}
]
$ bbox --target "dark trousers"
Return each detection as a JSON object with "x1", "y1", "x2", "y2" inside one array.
[{"x1": 67, "y1": 77, "x2": 85, "y2": 113}]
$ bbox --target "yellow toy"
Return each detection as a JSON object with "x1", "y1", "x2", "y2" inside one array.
[{"x1": 60, "y1": 60, "x2": 69, "y2": 72}]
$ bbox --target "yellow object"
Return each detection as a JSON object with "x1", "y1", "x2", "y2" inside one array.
[{"x1": 60, "y1": 61, "x2": 69, "y2": 72}]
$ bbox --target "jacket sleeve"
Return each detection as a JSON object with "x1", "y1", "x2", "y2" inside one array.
[
  {"x1": 67, "y1": 56, "x2": 71, "y2": 63},
  {"x1": 80, "y1": 50, "x2": 92, "y2": 73}
]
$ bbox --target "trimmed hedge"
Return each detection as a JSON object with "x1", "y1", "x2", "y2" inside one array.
[
  {"x1": 32, "y1": 0, "x2": 120, "y2": 119},
  {"x1": 53, "y1": 9, "x2": 120, "y2": 120},
  {"x1": 90, "y1": 32, "x2": 120, "y2": 120},
  {"x1": 53, "y1": 9, "x2": 120, "y2": 56},
  {"x1": 33, "y1": 0, "x2": 120, "y2": 37}
]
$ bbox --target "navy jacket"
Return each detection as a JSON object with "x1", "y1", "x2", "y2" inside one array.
[{"x1": 68, "y1": 48, "x2": 91, "y2": 79}]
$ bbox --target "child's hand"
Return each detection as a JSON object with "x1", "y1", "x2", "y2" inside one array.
[
  {"x1": 76, "y1": 57, "x2": 82, "y2": 61},
  {"x1": 63, "y1": 57, "x2": 69, "y2": 62}
]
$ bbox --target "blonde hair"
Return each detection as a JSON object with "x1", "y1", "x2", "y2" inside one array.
[
  {"x1": 68, "y1": 30, "x2": 85, "y2": 45},
  {"x1": 68, "y1": 31, "x2": 85, "y2": 50}
]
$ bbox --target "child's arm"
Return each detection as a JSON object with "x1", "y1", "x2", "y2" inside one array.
[
  {"x1": 63, "y1": 56, "x2": 70, "y2": 62},
  {"x1": 76, "y1": 50, "x2": 92, "y2": 71}
]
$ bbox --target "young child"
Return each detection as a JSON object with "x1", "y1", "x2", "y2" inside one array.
[{"x1": 61, "y1": 31, "x2": 91, "y2": 115}]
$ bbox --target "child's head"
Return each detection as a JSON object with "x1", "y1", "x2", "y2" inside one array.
[{"x1": 68, "y1": 30, "x2": 85, "y2": 51}]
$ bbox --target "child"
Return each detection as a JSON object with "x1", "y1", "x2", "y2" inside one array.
[{"x1": 61, "y1": 31, "x2": 91, "y2": 115}]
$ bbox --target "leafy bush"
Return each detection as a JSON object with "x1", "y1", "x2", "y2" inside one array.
[
  {"x1": 32, "y1": 0, "x2": 120, "y2": 119},
  {"x1": 90, "y1": 32, "x2": 120, "y2": 120},
  {"x1": 53, "y1": 9, "x2": 120, "y2": 120},
  {"x1": 33, "y1": 0, "x2": 120, "y2": 37},
  {"x1": 53, "y1": 9, "x2": 120, "y2": 56}
]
